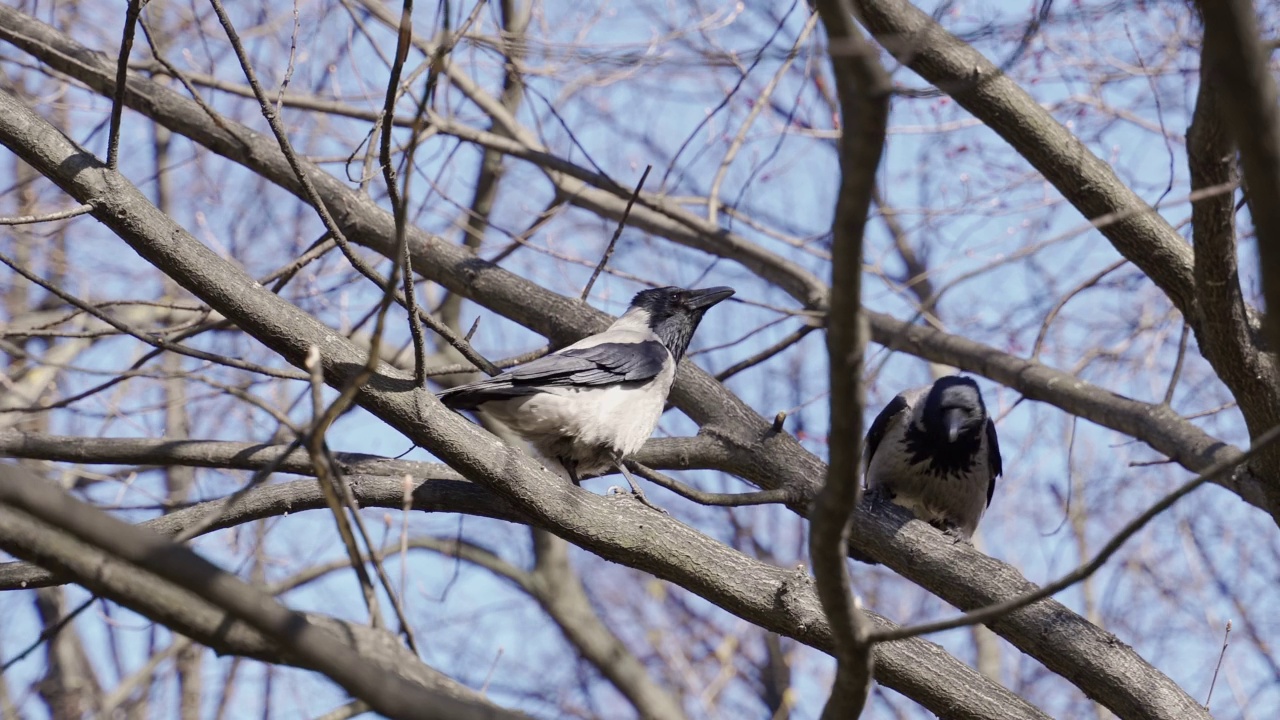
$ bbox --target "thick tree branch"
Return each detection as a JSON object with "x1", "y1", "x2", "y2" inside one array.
[
  {"x1": 0, "y1": 464, "x2": 527, "y2": 720},
  {"x1": 0, "y1": 521, "x2": 516, "y2": 717},
  {"x1": 0, "y1": 431, "x2": 462, "y2": 482},
  {"x1": 1186, "y1": 12, "x2": 1280, "y2": 518},
  {"x1": 0, "y1": 474, "x2": 526, "y2": 592},
  {"x1": 1195, "y1": 0, "x2": 1280, "y2": 344},
  {"x1": 0, "y1": 482, "x2": 1048, "y2": 720},
  {"x1": 1188, "y1": 30, "x2": 1249, "y2": 367},
  {"x1": 1195, "y1": 0, "x2": 1280, "y2": 512}
]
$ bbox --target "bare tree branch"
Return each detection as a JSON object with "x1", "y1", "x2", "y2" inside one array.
[
  {"x1": 0, "y1": 464, "x2": 530, "y2": 720},
  {"x1": 808, "y1": 0, "x2": 890, "y2": 715},
  {"x1": 31, "y1": 589, "x2": 101, "y2": 720},
  {"x1": 0, "y1": 476, "x2": 1049, "y2": 720},
  {"x1": 1194, "y1": 0, "x2": 1280, "y2": 513},
  {"x1": 0, "y1": 474, "x2": 527, "y2": 592},
  {"x1": 0, "y1": 92, "x2": 1046, "y2": 712},
  {"x1": 0, "y1": 431, "x2": 459, "y2": 484}
]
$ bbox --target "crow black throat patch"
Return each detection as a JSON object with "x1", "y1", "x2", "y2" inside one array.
[{"x1": 903, "y1": 423, "x2": 979, "y2": 478}]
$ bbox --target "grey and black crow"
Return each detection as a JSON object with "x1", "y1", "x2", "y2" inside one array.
[
  {"x1": 438, "y1": 285, "x2": 734, "y2": 508},
  {"x1": 864, "y1": 375, "x2": 1002, "y2": 540}
]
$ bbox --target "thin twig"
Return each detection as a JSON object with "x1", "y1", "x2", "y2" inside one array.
[
  {"x1": 629, "y1": 463, "x2": 799, "y2": 507},
  {"x1": 314, "y1": 699, "x2": 371, "y2": 720},
  {"x1": 379, "y1": 0, "x2": 429, "y2": 386},
  {"x1": 169, "y1": 441, "x2": 310, "y2": 545},
  {"x1": 399, "y1": 474, "x2": 413, "y2": 616},
  {"x1": 716, "y1": 324, "x2": 817, "y2": 382},
  {"x1": 1031, "y1": 258, "x2": 1128, "y2": 360},
  {"x1": 0, "y1": 203, "x2": 93, "y2": 225},
  {"x1": 1163, "y1": 321, "x2": 1192, "y2": 406},
  {"x1": 708, "y1": 10, "x2": 820, "y2": 225},
  {"x1": 207, "y1": 0, "x2": 496, "y2": 381},
  {"x1": 873, "y1": 188, "x2": 941, "y2": 328},
  {"x1": 580, "y1": 165, "x2": 652, "y2": 301},
  {"x1": 303, "y1": 347, "x2": 385, "y2": 629},
  {"x1": 322, "y1": 446, "x2": 422, "y2": 654},
  {"x1": 137, "y1": 17, "x2": 231, "y2": 132},
  {"x1": 1205, "y1": 620, "x2": 1232, "y2": 708},
  {"x1": 107, "y1": 0, "x2": 142, "y2": 169},
  {"x1": 421, "y1": 347, "x2": 548, "y2": 378},
  {"x1": 0, "y1": 248, "x2": 308, "y2": 380},
  {"x1": 0, "y1": 595, "x2": 95, "y2": 672},
  {"x1": 929, "y1": 180, "x2": 1238, "y2": 306}
]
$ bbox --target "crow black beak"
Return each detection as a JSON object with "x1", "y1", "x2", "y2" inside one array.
[
  {"x1": 943, "y1": 408, "x2": 967, "y2": 443},
  {"x1": 685, "y1": 286, "x2": 735, "y2": 311}
]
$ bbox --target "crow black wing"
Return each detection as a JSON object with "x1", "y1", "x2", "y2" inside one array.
[
  {"x1": 439, "y1": 340, "x2": 668, "y2": 410},
  {"x1": 984, "y1": 418, "x2": 1002, "y2": 507},
  {"x1": 509, "y1": 341, "x2": 668, "y2": 386},
  {"x1": 864, "y1": 394, "x2": 910, "y2": 472}
]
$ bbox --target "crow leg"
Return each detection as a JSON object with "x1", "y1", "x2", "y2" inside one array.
[
  {"x1": 614, "y1": 462, "x2": 667, "y2": 514},
  {"x1": 863, "y1": 485, "x2": 893, "y2": 505},
  {"x1": 560, "y1": 459, "x2": 582, "y2": 486},
  {"x1": 930, "y1": 519, "x2": 972, "y2": 545}
]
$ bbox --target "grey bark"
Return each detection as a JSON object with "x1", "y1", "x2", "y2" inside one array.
[{"x1": 1194, "y1": 0, "x2": 1280, "y2": 514}]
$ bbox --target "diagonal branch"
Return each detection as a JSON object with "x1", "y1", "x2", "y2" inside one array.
[
  {"x1": 0, "y1": 464, "x2": 527, "y2": 720},
  {"x1": 531, "y1": 531, "x2": 687, "y2": 720},
  {"x1": 0, "y1": 474, "x2": 528, "y2": 592},
  {"x1": 850, "y1": 0, "x2": 1197, "y2": 317}
]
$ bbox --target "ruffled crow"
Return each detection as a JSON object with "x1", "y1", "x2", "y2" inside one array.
[
  {"x1": 439, "y1": 286, "x2": 735, "y2": 509},
  {"x1": 864, "y1": 375, "x2": 1002, "y2": 539}
]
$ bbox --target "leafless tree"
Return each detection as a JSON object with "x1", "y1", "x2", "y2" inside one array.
[{"x1": 1, "y1": 0, "x2": 1278, "y2": 718}]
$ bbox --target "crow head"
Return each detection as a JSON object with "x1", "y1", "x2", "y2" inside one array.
[
  {"x1": 920, "y1": 375, "x2": 988, "y2": 446},
  {"x1": 628, "y1": 286, "x2": 734, "y2": 361}
]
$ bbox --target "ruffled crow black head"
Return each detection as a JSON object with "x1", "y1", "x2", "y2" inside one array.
[
  {"x1": 920, "y1": 375, "x2": 987, "y2": 446},
  {"x1": 628, "y1": 286, "x2": 735, "y2": 362}
]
